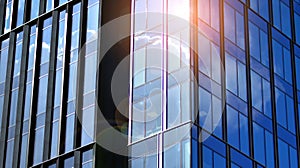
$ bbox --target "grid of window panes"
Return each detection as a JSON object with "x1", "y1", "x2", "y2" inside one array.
[
  {"x1": 0, "y1": 0, "x2": 100, "y2": 167},
  {"x1": 130, "y1": 0, "x2": 300, "y2": 167}
]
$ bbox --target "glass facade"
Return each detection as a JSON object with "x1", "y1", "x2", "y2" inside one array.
[
  {"x1": 0, "y1": 0, "x2": 300, "y2": 167},
  {"x1": 0, "y1": 0, "x2": 109, "y2": 167},
  {"x1": 130, "y1": 0, "x2": 300, "y2": 168}
]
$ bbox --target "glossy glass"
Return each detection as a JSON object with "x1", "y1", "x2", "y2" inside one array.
[
  {"x1": 4, "y1": 0, "x2": 13, "y2": 33},
  {"x1": 250, "y1": 0, "x2": 269, "y2": 20},
  {"x1": 272, "y1": 0, "x2": 291, "y2": 37},
  {"x1": 17, "y1": 0, "x2": 25, "y2": 26},
  {"x1": 33, "y1": 18, "x2": 52, "y2": 165},
  {"x1": 82, "y1": 149, "x2": 93, "y2": 168},
  {"x1": 0, "y1": 40, "x2": 8, "y2": 133},
  {"x1": 30, "y1": 0, "x2": 40, "y2": 19},
  {"x1": 19, "y1": 25, "x2": 36, "y2": 168}
]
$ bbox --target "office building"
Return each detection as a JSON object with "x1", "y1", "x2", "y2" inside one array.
[{"x1": 1, "y1": 0, "x2": 300, "y2": 168}]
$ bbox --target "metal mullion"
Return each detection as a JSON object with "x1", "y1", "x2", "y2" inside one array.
[
  {"x1": 268, "y1": 24, "x2": 279, "y2": 168},
  {"x1": 10, "y1": 0, "x2": 17, "y2": 30},
  {"x1": 23, "y1": 0, "x2": 30, "y2": 23},
  {"x1": 74, "y1": 0, "x2": 87, "y2": 148},
  {"x1": 0, "y1": 32, "x2": 16, "y2": 168},
  {"x1": 74, "y1": 150, "x2": 81, "y2": 168},
  {"x1": 39, "y1": 0, "x2": 46, "y2": 16},
  {"x1": 128, "y1": 0, "x2": 135, "y2": 145},
  {"x1": 58, "y1": 3, "x2": 73, "y2": 155},
  {"x1": 43, "y1": 10, "x2": 59, "y2": 161},
  {"x1": 190, "y1": 0, "x2": 200, "y2": 167},
  {"x1": 0, "y1": 0, "x2": 7, "y2": 34},
  {"x1": 219, "y1": 0, "x2": 230, "y2": 167},
  {"x1": 243, "y1": 4, "x2": 254, "y2": 161},
  {"x1": 12, "y1": 25, "x2": 30, "y2": 168},
  {"x1": 95, "y1": 0, "x2": 102, "y2": 148}
]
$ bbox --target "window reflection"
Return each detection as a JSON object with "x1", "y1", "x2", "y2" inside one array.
[
  {"x1": 81, "y1": 0, "x2": 99, "y2": 146},
  {"x1": 4, "y1": 0, "x2": 13, "y2": 33},
  {"x1": 17, "y1": 0, "x2": 25, "y2": 26},
  {"x1": 50, "y1": 10, "x2": 66, "y2": 158},
  {"x1": 250, "y1": 0, "x2": 269, "y2": 20},
  {"x1": 0, "y1": 44, "x2": 8, "y2": 134},
  {"x1": 65, "y1": 3, "x2": 81, "y2": 152},
  {"x1": 224, "y1": 1, "x2": 245, "y2": 50},
  {"x1": 30, "y1": 0, "x2": 40, "y2": 19},
  {"x1": 82, "y1": 149, "x2": 93, "y2": 168},
  {"x1": 33, "y1": 18, "x2": 52, "y2": 165},
  {"x1": 227, "y1": 105, "x2": 249, "y2": 155},
  {"x1": 20, "y1": 25, "x2": 36, "y2": 168},
  {"x1": 64, "y1": 156, "x2": 74, "y2": 168},
  {"x1": 272, "y1": 0, "x2": 291, "y2": 37}
]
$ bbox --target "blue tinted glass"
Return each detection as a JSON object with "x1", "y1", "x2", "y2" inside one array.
[
  {"x1": 5, "y1": 141, "x2": 14, "y2": 167},
  {"x1": 30, "y1": 0, "x2": 40, "y2": 19},
  {"x1": 227, "y1": 106, "x2": 239, "y2": 148},
  {"x1": 0, "y1": 49, "x2": 8, "y2": 83},
  {"x1": 272, "y1": 40, "x2": 284, "y2": 77},
  {"x1": 50, "y1": 121, "x2": 59, "y2": 158},
  {"x1": 19, "y1": 134, "x2": 28, "y2": 168},
  {"x1": 46, "y1": 0, "x2": 53, "y2": 12},
  {"x1": 226, "y1": 54, "x2": 237, "y2": 94},
  {"x1": 53, "y1": 70, "x2": 62, "y2": 107},
  {"x1": 41, "y1": 27, "x2": 52, "y2": 64},
  {"x1": 199, "y1": 87, "x2": 212, "y2": 132},
  {"x1": 64, "y1": 157, "x2": 74, "y2": 168},
  {"x1": 224, "y1": 4, "x2": 235, "y2": 42},
  {"x1": 203, "y1": 146, "x2": 213, "y2": 168},
  {"x1": 239, "y1": 114, "x2": 249, "y2": 154},
  {"x1": 273, "y1": 0, "x2": 281, "y2": 29},
  {"x1": 260, "y1": 0, "x2": 269, "y2": 20},
  {"x1": 236, "y1": 12, "x2": 245, "y2": 50},
  {"x1": 86, "y1": 4, "x2": 99, "y2": 40},
  {"x1": 253, "y1": 123, "x2": 265, "y2": 164},
  {"x1": 281, "y1": 3, "x2": 291, "y2": 37},
  {"x1": 296, "y1": 56, "x2": 300, "y2": 90},
  {"x1": 131, "y1": 158, "x2": 143, "y2": 168},
  {"x1": 265, "y1": 131, "x2": 275, "y2": 167},
  {"x1": 214, "y1": 153, "x2": 226, "y2": 168},
  {"x1": 65, "y1": 115, "x2": 75, "y2": 152},
  {"x1": 59, "y1": 0, "x2": 68, "y2": 5},
  {"x1": 275, "y1": 88, "x2": 287, "y2": 127},
  {"x1": 33, "y1": 128, "x2": 44, "y2": 164},
  {"x1": 9, "y1": 90, "x2": 18, "y2": 125},
  {"x1": 273, "y1": 0, "x2": 291, "y2": 37},
  {"x1": 37, "y1": 76, "x2": 48, "y2": 113},
  {"x1": 278, "y1": 139, "x2": 289, "y2": 167},
  {"x1": 260, "y1": 31, "x2": 269, "y2": 67},
  {"x1": 146, "y1": 154, "x2": 157, "y2": 168},
  {"x1": 262, "y1": 79, "x2": 272, "y2": 118},
  {"x1": 295, "y1": 13, "x2": 300, "y2": 44},
  {"x1": 286, "y1": 96, "x2": 295, "y2": 133},
  {"x1": 168, "y1": 85, "x2": 180, "y2": 127},
  {"x1": 283, "y1": 48, "x2": 292, "y2": 83},
  {"x1": 4, "y1": 2, "x2": 12, "y2": 33},
  {"x1": 290, "y1": 147, "x2": 298, "y2": 168},
  {"x1": 17, "y1": 0, "x2": 25, "y2": 26},
  {"x1": 164, "y1": 143, "x2": 180, "y2": 167},
  {"x1": 237, "y1": 62, "x2": 247, "y2": 101},
  {"x1": 249, "y1": 22, "x2": 260, "y2": 61},
  {"x1": 251, "y1": 71, "x2": 263, "y2": 111},
  {"x1": 81, "y1": 106, "x2": 95, "y2": 145}
]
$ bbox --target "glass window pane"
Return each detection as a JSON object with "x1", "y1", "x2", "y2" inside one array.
[
  {"x1": 17, "y1": 0, "x2": 25, "y2": 26},
  {"x1": 30, "y1": 0, "x2": 40, "y2": 19}
]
